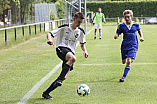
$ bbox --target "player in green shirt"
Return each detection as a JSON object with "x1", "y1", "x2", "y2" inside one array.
[{"x1": 93, "y1": 8, "x2": 106, "y2": 39}]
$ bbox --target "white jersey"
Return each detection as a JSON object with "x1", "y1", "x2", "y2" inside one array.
[{"x1": 49, "y1": 24, "x2": 86, "y2": 54}]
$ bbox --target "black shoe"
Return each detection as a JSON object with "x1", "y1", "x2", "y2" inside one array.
[
  {"x1": 94, "y1": 37, "x2": 96, "y2": 39},
  {"x1": 42, "y1": 92, "x2": 53, "y2": 100},
  {"x1": 99, "y1": 38, "x2": 101, "y2": 40},
  {"x1": 119, "y1": 77, "x2": 125, "y2": 82}
]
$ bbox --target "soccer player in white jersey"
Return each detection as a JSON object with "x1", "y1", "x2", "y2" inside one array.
[
  {"x1": 42, "y1": 12, "x2": 88, "y2": 99},
  {"x1": 114, "y1": 10, "x2": 144, "y2": 82}
]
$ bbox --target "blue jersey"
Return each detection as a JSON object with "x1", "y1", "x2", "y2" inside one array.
[{"x1": 116, "y1": 21, "x2": 141, "y2": 50}]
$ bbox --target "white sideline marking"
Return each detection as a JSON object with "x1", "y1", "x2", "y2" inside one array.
[
  {"x1": 17, "y1": 62, "x2": 62, "y2": 104},
  {"x1": 17, "y1": 27, "x2": 94, "y2": 104}
]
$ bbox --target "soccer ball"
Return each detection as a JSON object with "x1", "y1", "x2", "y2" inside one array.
[{"x1": 77, "y1": 84, "x2": 90, "y2": 97}]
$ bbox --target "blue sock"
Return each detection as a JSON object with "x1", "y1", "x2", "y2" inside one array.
[{"x1": 123, "y1": 66, "x2": 130, "y2": 78}]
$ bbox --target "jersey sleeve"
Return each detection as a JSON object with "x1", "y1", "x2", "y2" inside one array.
[
  {"x1": 136, "y1": 23, "x2": 141, "y2": 31},
  {"x1": 102, "y1": 13, "x2": 105, "y2": 21},
  {"x1": 49, "y1": 24, "x2": 68, "y2": 38},
  {"x1": 49, "y1": 28, "x2": 61, "y2": 38},
  {"x1": 116, "y1": 24, "x2": 122, "y2": 35},
  {"x1": 78, "y1": 27, "x2": 86, "y2": 44}
]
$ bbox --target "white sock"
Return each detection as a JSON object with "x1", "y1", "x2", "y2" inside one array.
[{"x1": 99, "y1": 32, "x2": 101, "y2": 38}]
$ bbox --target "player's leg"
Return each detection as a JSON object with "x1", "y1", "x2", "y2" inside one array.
[
  {"x1": 99, "y1": 29, "x2": 102, "y2": 39},
  {"x1": 59, "y1": 53, "x2": 74, "y2": 81},
  {"x1": 58, "y1": 52, "x2": 76, "y2": 81},
  {"x1": 120, "y1": 50, "x2": 127, "y2": 82},
  {"x1": 121, "y1": 49, "x2": 127, "y2": 64},
  {"x1": 120, "y1": 57, "x2": 132, "y2": 82},
  {"x1": 42, "y1": 47, "x2": 75, "y2": 99},
  {"x1": 94, "y1": 24, "x2": 98, "y2": 39},
  {"x1": 62, "y1": 70, "x2": 70, "y2": 81},
  {"x1": 120, "y1": 49, "x2": 136, "y2": 82},
  {"x1": 99, "y1": 25, "x2": 102, "y2": 39},
  {"x1": 62, "y1": 60, "x2": 74, "y2": 71}
]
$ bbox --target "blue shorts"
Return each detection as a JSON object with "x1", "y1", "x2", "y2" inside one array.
[{"x1": 121, "y1": 49, "x2": 137, "y2": 60}]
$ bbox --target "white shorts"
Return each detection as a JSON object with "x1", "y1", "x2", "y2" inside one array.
[{"x1": 95, "y1": 24, "x2": 102, "y2": 29}]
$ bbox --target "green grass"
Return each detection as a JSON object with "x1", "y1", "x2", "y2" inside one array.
[{"x1": 0, "y1": 23, "x2": 157, "y2": 104}]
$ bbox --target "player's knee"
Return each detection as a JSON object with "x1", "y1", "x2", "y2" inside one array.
[
  {"x1": 126, "y1": 58, "x2": 132, "y2": 65},
  {"x1": 70, "y1": 56, "x2": 76, "y2": 63}
]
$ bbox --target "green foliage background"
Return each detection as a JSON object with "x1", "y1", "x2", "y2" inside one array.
[
  {"x1": 55, "y1": 0, "x2": 65, "y2": 19},
  {"x1": 86, "y1": 1, "x2": 157, "y2": 17}
]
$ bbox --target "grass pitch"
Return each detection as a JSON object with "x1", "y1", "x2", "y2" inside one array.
[{"x1": 0, "y1": 23, "x2": 157, "y2": 104}]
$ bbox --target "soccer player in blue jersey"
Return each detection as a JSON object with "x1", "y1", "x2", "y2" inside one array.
[{"x1": 114, "y1": 10, "x2": 144, "y2": 82}]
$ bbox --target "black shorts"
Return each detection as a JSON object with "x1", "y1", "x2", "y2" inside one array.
[
  {"x1": 56, "y1": 46, "x2": 74, "y2": 71},
  {"x1": 56, "y1": 46, "x2": 74, "y2": 61}
]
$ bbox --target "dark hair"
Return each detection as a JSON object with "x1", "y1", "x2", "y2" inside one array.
[{"x1": 74, "y1": 12, "x2": 84, "y2": 19}]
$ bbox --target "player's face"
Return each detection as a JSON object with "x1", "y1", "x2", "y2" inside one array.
[
  {"x1": 124, "y1": 13, "x2": 132, "y2": 24},
  {"x1": 74, "y1": 18, "x2": 83, "y2": 27},
  {"x1": 98, "y1": 8, "x2": 101, "y2": 13}
]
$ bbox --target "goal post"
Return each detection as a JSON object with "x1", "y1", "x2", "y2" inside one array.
[{"x1": 64, "y1": 0, "x2": 87, "y2": 34}]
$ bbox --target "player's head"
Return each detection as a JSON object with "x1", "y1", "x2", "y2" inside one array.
[
  {"x1": 73, "y1": 12, "x2": 84, "y2": 27},
  {"x1": 98, "y1": 8, "x2": 102, "y2": 13},
  {"x1": 123, "y1": 10, "x2": 133, "y2": 24},
  {"x1": 74, "y1": 12, "x2": 84, "y2": 19}
]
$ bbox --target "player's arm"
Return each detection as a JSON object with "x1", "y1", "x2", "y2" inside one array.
[
  {"x1": 47, "y1": 25, "x2": 63, "y2": 46},
  {"x1": 47, "y1": 33, "x2": 54, "y2": 46},
  {"x1": 80, "y1": 44, "x2": 88, "y2": 58},
  {"x1": 79, "y1": 27, "x2": 88, "y2": 58},
  {"x1": 93, "y1": 13, "x2": 96, "y2": 22},
  {"x1": 92, "y1": 16, "x2": 95, "y2": 21},
  {"x1": 114, "y1": 24, "x2": 122, "y2": 39},
  {"x1": 102, "y1": 14, "x2": 106, "y2": 23},
  {"x1": 138, "y1": 30, "x2": 144, "y2": 42},
  {"x1": 104, "y1": 20, "x2": 106, "y2": 23}
]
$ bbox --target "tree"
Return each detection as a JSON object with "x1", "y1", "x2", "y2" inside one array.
[
  {"x1": 0, "y1": 0, "x2": 10, "y2": 26},
  {"x1": 55, "y1": 0, "x2": 65, "y2": 19},
  {"x1": 11, "y1": 0, "x2": 35, "y2": 24},
  {"x1": 49, "y1": 0, "x2": 57, "y2": 3}
]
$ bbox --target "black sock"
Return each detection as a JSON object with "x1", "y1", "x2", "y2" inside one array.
[
  {"x1": 62, "y1": 61, "x2": 67, "y2": 68},
  {"x1": 44, "y1": 78, "x2": 59, "y2": 94},
  {"x1": 44, "y1": 64, "x2": 70, "y2": 94},
  {"x1": 70, "y1": 64, "x2": 73, "y2": 71},
  {"x1": 58, "y1": 64, "x2": 70, "y2": 80}
]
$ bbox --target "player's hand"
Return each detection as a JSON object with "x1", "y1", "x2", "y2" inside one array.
[
  {"x1": 92, "y1": 21, "x2": 94, "y2": 25},
  {"x1": 114, "y1": 34, "x2": 119, "y2": 39},
  {"x1": 84, "y1": 51, "x2": 88, "y2": 58},
  {"x1": 140, "y1": 37, "x2": 144, "y2": 42},
  {"x1": 47, "y1": 40, "x2": 54, "y2": 46}
]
